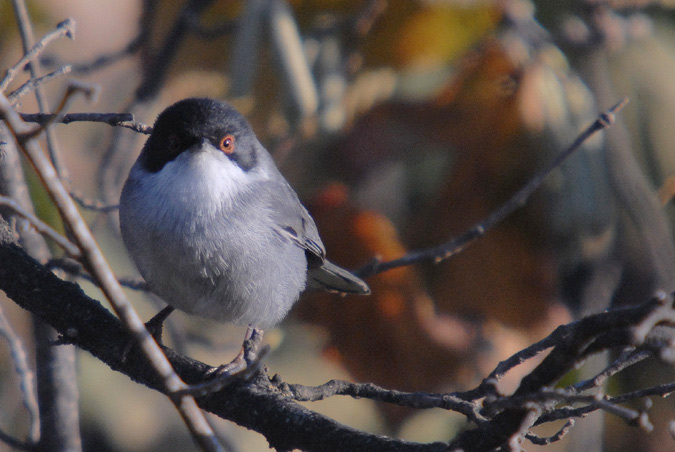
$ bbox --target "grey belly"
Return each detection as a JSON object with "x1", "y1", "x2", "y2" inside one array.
[{"x1": 140, "y1": 232, "x2": 308, "y2": 328}]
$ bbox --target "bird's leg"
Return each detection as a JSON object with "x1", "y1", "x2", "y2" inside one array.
[
  {"x1": 144, "y1": 305, "x2": 176, "y2": 345},
  {"x1": 208, "y1": 325, "x2": 264, "y2": 376},
  {"x1": 120, "y1": 305, "x2": 176, "y2": 362},
  {"x1": 179, "y1": 326, "x2": 267, "y2": 397},
  {"x1": 242, "y1": 326, "x2": 264, "y2": 365}
]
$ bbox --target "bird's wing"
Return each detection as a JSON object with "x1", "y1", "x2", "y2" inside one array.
[
  {"x1": 258, "y1": 180, "x2": 369, "y2": 294},
  {"x1": 261, "y1": 180, "x2": 326, "y2": 266}
]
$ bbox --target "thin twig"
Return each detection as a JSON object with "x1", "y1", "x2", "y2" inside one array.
[
  {"x1": 458, "y1": 333, "x2": 559, "y2": 401},
  {"x1": 22, "y1": 80, "x2": 99, "y2": 140},
  {"x1": 526, "y1": 419, "x2": 575, "y2": 445},
  {"x1": 135, "y1": 0, "x2": 216, "y2": 101},
  {"x1": 284, "y1": 379, "x2": 484, "y2": 423},
  {"x1": 46, "y1": 257, "x2": 149, "y2": 291},
  {"x1": 69, "y1": 36, "x2": 142, "y2": 74},
  {"x1": 571, "y1": 348, "x2": 650, "y2": 393},
  {"x1": 609, "y1": 382, "x2": 675, "y2": 405},
  {"x1": 283, "y1": 295, "x2": 674, "y2": 441},
  {"x1": 0, "y1": 195, "x2": 80, "y2": 257},
  {"x1": 0, "y1": 303, "x2": 40, "y2": 444},
  {"x1": 0, "y1": 18, "x2": 75, "y2": 92},
  {"x1": 12, "y1": 1, "x2": 71, "y2": 201},
  {"x1": 536, "y1": 386, "x2": 663, "y2": 425},
  {"x1": 7, "y1": 66, "x2": 72, "y2": 103},
  {"x1": 0, "y1": 428, "x2": 32, "y2": 451},
  {"x1": 69, "y1": 191, "x2": 119, "y2": 213},
  {"x1": 20, "y1": 112, "x2": 134, "y2": 127},
  {"x1": 116, "y1": 120, "x2": 153, "y2": 134},
  {"x1": 357, "y1": 98, "x2": 630, "y2": 277},
  {"x1": 485, "y1": 387, "x2": 659, "y2": 431}
]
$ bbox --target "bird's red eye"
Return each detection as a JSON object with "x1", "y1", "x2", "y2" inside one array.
[{"x1": 219, "y1": 135, "x2": 235, "y2": 154}]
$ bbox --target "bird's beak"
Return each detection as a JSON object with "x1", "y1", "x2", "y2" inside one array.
[{"x1": 189, "y1": 138, "x2": 211, "y2": 153}]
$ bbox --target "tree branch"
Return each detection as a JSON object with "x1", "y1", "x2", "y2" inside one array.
[{"x1": 357, "y1": 98, "x2": 630, "y2": 278}]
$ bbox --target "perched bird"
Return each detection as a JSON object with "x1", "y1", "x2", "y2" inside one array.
[{"x1": 119, "y1": 98, "x2": 369, "y2": 363}]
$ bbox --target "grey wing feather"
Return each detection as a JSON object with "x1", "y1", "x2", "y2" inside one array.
[
  {"x1": 263, "y1": 181, "x2": 369, "y2": 295},
  {"x1": 307, "y1": 260, "x2": 370, "y2": 294},
  {"x1": 263, "y1": 181, "x2": 326, "y2": 260}
]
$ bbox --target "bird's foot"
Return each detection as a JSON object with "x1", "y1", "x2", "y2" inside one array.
[
  {"x1": 144, "y1": 305, "x2": 176, "y2": 345},
  {"x1": 121, "y1": 306, "x2": 176, "y2": 362},
  {"x1": 180, "y1": 326, "x2": 267, "y2": 397},
  {"x1": 206, "y1": 326, "x2": 264, "y2": 376}
]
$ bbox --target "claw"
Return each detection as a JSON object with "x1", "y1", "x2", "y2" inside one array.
[{"x1": 179, "y1": 326, "x2": 267, "y2": 397}]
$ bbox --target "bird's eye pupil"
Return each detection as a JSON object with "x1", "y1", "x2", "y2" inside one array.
[{"x1": 220, "y1": 135, "x2": 235, "y2": 154}]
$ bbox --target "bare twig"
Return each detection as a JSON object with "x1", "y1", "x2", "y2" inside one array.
[
  {"x1": 526, "y1": 419, "x2": 575, "y2": 445},
  {"x1": 283, "y1": 378, "x2": 482, "y2": 422},
  {"x1": 633, "y1": 291, "x2": 675, "y2": 342},
  {"x1": 357, "y1": 98, "x2": 630, "y2": 278},
  {"x1": 69, "y1": 191, "x2": 119, "y2": 213},
  {"x1": 135, "y1": 0, "x2": 216, "y2": 101},
  {"x1": 280, "y1": 293, "x2": 674, "y2": 452},
  {"x1": 535, "y1": 381, "x2": 675, "y2": 427},
  {"x1": 21, "y1": 80, "x2": 99, "y2": 140},
  {"x1": 0, "y1": 18, "x2": 75, "y2": 92},
  {"x1": 20, "y1": 112, "x2": 134, "y2": 127},
  {"x1": 0, "y1": 195, "x2": 80, "y2": 257},
  {"x1": 268, "y1": 0, "x2": 319, "y2": 118},
  {"x1": 609, "y1": 382, "x2": 675, "y2": 405},
  {"x1": 55, "y1": 0, "x2": 154, "y2": 75},
  {"x1": 69, "y1": 36, "x2": 143, "y2": 74},
  {"x1": 22, "y1": 110, "x2": 153, "y2": 135},
  {"x1": 571, "y1": 348, "x2": 651, "y2": 393},
  {"x1": 0, "y1": 303, "x2": 40, "y2": 444},
  {"x1": 11, "y1": 4, "x2": 70, "y2": 178},
  {"x1": 7, "y1": 65, "x2": 72, "y2": 103},
  {"x1": 46, "y1": 257, "x2": 148, "y2": 291},
  {"x1": 453, "y1": 331, "x2": 561, "y2": 402},
  {"x1": 115, "y1": 120, "x2": 153, "y2": 134},
  {"x1": 509, "y1": 407, "x2": 540, "y2": 450},
  {"x1": 0, "y1": 428, "x2": 32, "y2": 451}
]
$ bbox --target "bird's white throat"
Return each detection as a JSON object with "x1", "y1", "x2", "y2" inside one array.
[{"x1": 136, "y1": 146, "x2": 256, "y2": 218}]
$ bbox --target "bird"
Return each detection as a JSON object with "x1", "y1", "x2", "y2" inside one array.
[{"x1": 119, "y1": 97, "x2": 370, "y2": 370}]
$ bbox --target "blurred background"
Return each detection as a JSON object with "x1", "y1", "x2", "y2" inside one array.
[{"x1": 1, "y1": 0, "x2": 675, "y2": 451}]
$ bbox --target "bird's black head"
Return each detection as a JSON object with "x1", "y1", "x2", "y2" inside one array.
[{"x1": 140, "y1": 98, "x2": 259, "y2": 173}]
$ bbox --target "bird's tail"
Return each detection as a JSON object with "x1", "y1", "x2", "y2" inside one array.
[{"x1": 307, "y1": 260, "x2": 370, "y2": 295}]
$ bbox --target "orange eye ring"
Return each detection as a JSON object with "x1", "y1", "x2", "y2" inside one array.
[{"x1": 219, "y1": 134, "x2": 235, "y2": 154}]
